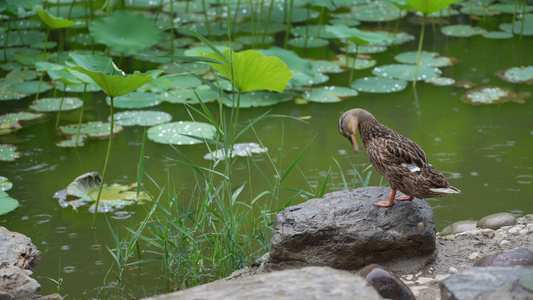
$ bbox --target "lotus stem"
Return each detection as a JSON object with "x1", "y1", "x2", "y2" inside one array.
[
  {"x1": 91, "y1": 96, "x2": 115, "y2": 229},
  {"x1": 413, "y1": 14, "x2": 426, "y2": 88}
]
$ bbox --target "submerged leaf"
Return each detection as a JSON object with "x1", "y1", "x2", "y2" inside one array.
[
  {"x1": 496, "y1": 66, "x2": 533, "y2": 84},
  {"x1": 0, "y1": 144, "x2": 22, "y2": 161},
  {"x1": 461, "y1": 86, "x2": 530, "y2": 105},
  {"x1": 0, "y1": 176, "x2": 13, "y2": 192},
  {"x1": 147, "y1": 121, "x2": 216, "y2": 145}
]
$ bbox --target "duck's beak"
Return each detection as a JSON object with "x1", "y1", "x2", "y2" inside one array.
[{"x1": 351, "y1": 132, "x2": 359, "y2": 152}]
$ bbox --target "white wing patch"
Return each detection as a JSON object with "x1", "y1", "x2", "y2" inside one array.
[
  {"x1": 430, "y1": 187, "x2": 460, "y2": 194},
  {"x1": 401, "y1": 163, "x2": 421, "y2": 173}
]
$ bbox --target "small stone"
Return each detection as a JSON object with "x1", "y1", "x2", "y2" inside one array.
[
  {"x1": 403, "y1": 280, "x2": 415, "y2": 285},
  {"x1": 435, "y1": 274, "x2": 451, "y2": 281},
  {"x1": 405, "y1": 274, "x2": 414, "y2": 281},
  {"x1": 469, "y1": 252, "x2": 482, "y2": 260},
  {"x1": 416, "y1": 277, "x2": 434, "y2": 284},
  {"x1": 509, "y1": 227, "x2": 521, "y2": 234},
  {"x1": 474, "y1": 249, "x2": 533, "y2": 267},
  {"x1": 448, "y1": 267, "x2": 458, "y2": 274},
  {"x1": 501, "y1": 240, "x2": 512, "y2": 247},
  {"x1": 411, "y1": 285, "x2": 429, "y2": 291},
  {"x1": 481, "y1": 229, "x2": 494, "y2": 237},
  {"x1": 519, "y1": 229, "x2": 529, "y2": 236},
  {"x1": 477, "y1": 213, "x2": 517, "y2": 230},
  {"x1": 494, "y1": 231, "x2": 508, "y2": 242},
  {"x1": 358, "y1": 264, "x2": 416, "y2": 300},
  {"x1": 441, "y1": 220, "x2": 478, "y2": 235}
]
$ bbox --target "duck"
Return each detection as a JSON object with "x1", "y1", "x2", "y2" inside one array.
[{"x1": 338, "y1": 108, "x2": 460, "y2": 207}]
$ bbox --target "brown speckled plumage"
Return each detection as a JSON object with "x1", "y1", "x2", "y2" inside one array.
[{"x1": 338, "y1": 108, "x2": 460, "y2": 207}]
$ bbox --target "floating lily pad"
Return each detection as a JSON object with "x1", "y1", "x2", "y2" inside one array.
[
  {"x1": 0, "y1": 112, "x2": 43, "y2": 123},
  {"x1": 461, "y1": 86, "x2": 530, "y2": 105},
  {"x1": 490, "y1": 4, "x2": 533, "y2": 14},
  {"x1": 204, "y1": 143, "x2": 268, "y2": 160},
  {"x1": 56, "y1": 134, "x2": 86, "y2": 148},
  {"x1": 329, "y1": 15, "x2": 362, "y2": 27},
  {"x1": 372, "y1": 64, "x2": 442, "y2": 81},
  {"x1": 235, "y1": 35, "x2": 275, "y2": 46},
  {"x1": 89, "y1": 10, "x2": 160, "y2": 55},
  {"x1": 107, "y1": 91, "x2": 162, "y2": 109},
  {"x1": 30, "y1": 97, "x2": 83, "y2": 112},
  {"x1": 290, "y1": 72, "x2": 329, "y2": 87},
  {"x1": 332, "y1": 55, "x2": 377, "y2": 70},
  {"x1": 159, "y1": 62, "x2": 211, "y2": 76},
  {"x1": 0, "y1": 122, "x2": 21, "y2": 135},
  {"x1": 222, "y1": 92, "x2": 294, "y2": 108},
  {"x1": 7, "y1": 80, "x2": 54, "y2": 95},
  {"x1": 54, "y1": 171, "x2": 151, "y2": 213},
  {"x1": 351, "y1": 77, "x2": 408, "y2": 93},
  {"x1": 160, "y1": 86, "x2": 220, "y2": 104},
  {"x1": 459, "y1": 6, "x2": 501, "y2": 16},
  {"x1": 482, "y1": 31, "x2": 513, "y2": 39},
  {"x1": 291, "y1": 25, "x2": 338, "y2": 39},
  {"x1": 341, "y1": 44, "x2": 388, "y2": 54},
  {"x1": 426, "y1": 77, "x2": 456, "y2": 86},
  {"x1": 441, "y1": 25, "x2": 488, "y2": 37},
  {"x1": 112, "y1": 110, "x2": 172, "y2": 126},
  {"x1": 141, "y1": 74, "x2": 202, "y2": 93},
  {"x1": 302, "y1": 86, "x2": 358, "y2": 103},
  {"x1": 58, "y1": 121, "x2": 124, "y2": 138},
  {"x1": 147, "y1": 121, "x2": 216, "y2": 145},
  {"x1": 394, "y1": 51, "x2": 457, "y2": 67},
  {"x1": 496, "y1": 66, "x2": 533, "y2": 84},
  {"x1": 0, "y1": 191, "x2": 19, "y2": 215},
  {"x1": 311, "y1": 60, "x2": 344, "y2": 73},
  {"x1": 0, "y1": 144, "x2": 22, "y2": 161},
  {"x1": 0, "y1": 177, "x2": 13, "y2": 192},
  {"x1": 351, "y1": 1, "x2": 407, "y2": 22},
  {"x1": 288, "y1": 37, "x2": 330, "y2": 48}
]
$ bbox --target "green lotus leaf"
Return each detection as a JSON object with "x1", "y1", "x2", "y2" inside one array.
[
  {"x1": 0, "y1": 122, "x2": 21, "y2": 135},
  {"x1": 56, "y1": 134, "x2": 86, "y2": 148},
  {"x1": 16, "y1": 52, "x2": 51, "y2": 66},
  {"x1": 414, "y1": 8, "x2": 460, "y2": 17},
  {"x1": 5, "y1": 68, "x2": 40, "y2": 82},
  {"x1": 222, "y1": 91, "x2": 294, "y2": 108},
  {"x1": 490, "y1": 4, "x2": 533, "y2": 14},
  {"x1": 238, "y1": 22, "x2": 286, "y2": 34},
  {"x1": 496, "y1": 66, "x2": 533, "y2": 84},
  {"x1": 160, "y1": 62, "x2": 211, "y2": 76},
  {"x1": 0, "y1": 112, "x2": 43, "y2": 124},
  {"x1": 259, "y1": 47, "x2": 315, "y2": 78},
  {"x1": 0, "y1": 144, "x2": 22, "y2": 161},
  {"x1": 184, "y1": 45, "x2": 230, "y2": 57},
  {"x1": 112, "y1": 110, "x2": 172, "y2": 126},
  {"x1": 66, "y1": 53, "x2": 160, "y2": 97},
  {"x1": 160, "y1": 86, "x2": 220, "y2": 104},
  {"x1": 329, "y1": 15, "x2": 361, "y2": 27},
  {"x1": 325, "y1": 25, "x2": 396, "y2": 45},
  {"x1": 36, "y1": 9, "x2": 84, "y2": 29},
  {"x1": 106, "y1": 91, "x2": 162, "y2": 108},
  {"x1": 352, "y1": 1, "x2": 407, "y2": 21},
  {"x1": 235, "y1": 35, "x2": 275, "y2": 46},
  {"x1": 372, "y1": 64, "x2": 442, "y2": 81},
  {"x1": 461, "y1": 86, "x2": 530, "y2": 105},
  {"x1": 58, "y1": 121, "x2": 124, "y2": 138},
  {"x1": 147, "y1": 121, "x2": 216, "y2": 145},
  {"x1": 302, "y1": 86, "x2": 358, "y2": 103},
  {"x1": 0, "y1": 191, "x2": 19, "y2": 215},
  {"x1": 394, "y1": 51, "x2": 457, "y2": 67},
  {"x1": 133, "y1": 49, "x2": 172, "y2": 64},
  {"x1": 341, "y1": 44, "x2": 388, "y2": 54},
  {"x1": 406, "y1": 0, "x2": 462, "y2": 15},
  {"x1": 441, "y1": 25, "x2": 487, "y2": 37},
  {"x1": 255, "y1": 7, "x2": 320, "y2": 23},
  {"x1": 0, "y1": 176, "x2": 12, "y2": 192},
  {"x1": 204, "y1": 142, "x2": 268, "y2": 160},
  {"x1": 332, "y1": 55, "x2": 377, "y2": 70},
  {"x1": 288, "y1": 37, "x2": 330, "y2": 48},
  {"x1": 7, "y1": 80, "x2": 53, "y2": 95},
  {"x1": 351, "y1": 77, "x2": 408, "y2": 93},
  {"x1": 141, "y1": 74, "x2": 202, "y2": 92},
  {"x1": 482, "y1": 31, "x2": 513, "y2": 39},
  {"x1": 499, "y1": 20, "x2": 533, "y2": 36},
  {"x1": 200, "y1": 49, "x2": 292, "y2": 93},
  {"x1": 0, "y1": 31, "x2": 46, "y2": 47},
  {"x1": 36, "y1": 62, "x2": 85, "y2": 85},
  {"x1": 30, "y1": 97, "x2": 83, "y2": 112},
  {"x1": 289, "y1": 72, "x2": 330, "y2": 87},
  {"x1": 6, "y1": 19, "x2": 42, "y2": 30},
  {"x1": 311, "y1": 60, "x2": 344, "y2": 74},
  {"x1": 459, "y1": 6, "x2": 500, "y2": 16},
  {"x1": 291, "y1": 25, "x2": 338, "y2": 39},
  {"x1": 89, "y1": 10, "x2": 160, "y2": 55},
  {"x1": 426, "y1": 77, "x2": 456, "y2": 86},
  {"x1": 56, "y1": 171, "x2": 150, "y2": 213}
]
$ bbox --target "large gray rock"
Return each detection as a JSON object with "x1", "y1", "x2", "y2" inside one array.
[
  {"x1": 0, "y1": 226, "x2": 42, "y2": 299},
  {"x1": 440, "y1": 266, "x2": 533, "y2": 300},
  {"x1": 144, "y1": 266, "x2": 383, "y2": 300},
  {"x1": 269, "y1": 187, "x2": 436, "y2": 270},
  {"x1": 474, "y1": 249, "x2": 533, "y2": 267}
]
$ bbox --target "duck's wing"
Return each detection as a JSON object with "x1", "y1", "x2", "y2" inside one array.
[{"x1": 367, "y1": 134, "x2": 429, "y2": 174}]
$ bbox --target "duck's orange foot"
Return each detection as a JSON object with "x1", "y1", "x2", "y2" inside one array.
[
  {"x1": 373, "y1": 201, "x2": 394, "y2": 207},
  {"x1": 396, "y1": 195, "x2": 414, "y2": 201}
]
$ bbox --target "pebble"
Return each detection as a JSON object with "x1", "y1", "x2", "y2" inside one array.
[
  {"x1": 501, "y1": 240, "x2": 512, "y2": 247},
  {"x1": 405, "y1": 274, "x2": 413, "y2": 280},
  {"x1": 519, "y1": 229, "x2": 529, "y2": 236},
  {"x1": 435, "y1": 274, "x2": 450, "y2": 281},
  {"x1": 481, "y1": 229, "x2": 494, "y2": 237},
  {"x1": 448, "y1": 267, "x2": 458, "y2": 274},
  {"x1": 509, "y1": 227, "x2": 521, "y2": 234},
  {"x1": 494, "y1": 231, "x2": 508, "y2": 242},
  {"x1": 416, "y1": 277, "x2": 433, "y2": 284},
  {"x1": 469, "y1": 252, "x2": 482, "y2": 260}
]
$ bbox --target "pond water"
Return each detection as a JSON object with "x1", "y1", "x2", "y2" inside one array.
[{"x1": 1, "y1": 1, "x2": 533, "y2": 298}]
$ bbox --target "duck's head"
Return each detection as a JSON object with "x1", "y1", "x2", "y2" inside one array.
[{"x1": 338, "y1": 108, "x2": 374, "y2": 152}]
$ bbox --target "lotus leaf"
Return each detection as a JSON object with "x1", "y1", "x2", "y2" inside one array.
[
  {"x1": 325, "y1": 25, "x2": 396, "y2": 45},
  {"x1": 112, "y1": 111, "x2": 172, "y2": 127},
  {"x1": 332, "y1": 55, "x2": 377, "y2": 70},
  {"x1": 289, "y1": 71, "x2": 329, "y2": 87},
  {"x1": 0, "y1": 122, "x2": 21, "y2": 135},
  {"x1": 147, "y1": 121, "x2": 216, "y2": 145},
  {"x1": 496, "y1": 66, "x2": 533, "y2": 84},
  {"x1": 303, "y1": 86, "x2": 358, "y2": 103},
  {"x1": 461, "y1": 86, "x2": 530, "y2": 105},
  {"x1": 405, "y1": 0, "x2": 462, "y2": 15},
  {"x1": 0, "y1": 144, "x2": 22, "y2": 161},
  {"x1": 30, "y1": 97, "x2": 83, "y2": 112},
  {"x1": 235, "y1": 35, "x2": 275, "y2": 46},
  {"x1": 160, "y1": 87, "x2": 219, "y2": 104},
  {"x1": 288, "y1": 37, "x2": 330, "y2": 48},
  {"x1": 56, "y1": 134, "x2": 86, "y2": 148},
  {"x1": 426, "y1": 77, "x2": 456, "y2": 86},
  {"x1": 490, "y1": 4, "x2": 533, "y2": 14},
  {"x1": 7, "y1": 80, "x2": 53, "y2": 95},
  {"x1": 141, "y1": 74, "x2": 202, "y2": 92},
  {"x1": 58, "y1": 121, "x2": 124, "y2": 138},
  {"x1": 106, "y1": 92, "x2": 162, "y2": 109},
  {"x1": 311, "y1": 60, "x2": 344, "y2": 74},
  {"x1": 482, "y1": 31, "x2": 513, "y2": 39},
  {"x1": 89, "y1": 10, "x2": 160, "y2": 55},
  {"x1": 259, "y1": 47, "x2": 315, "y2": 78},
  {"x1": 0, "y1": 112, "x2": 43, "y2": 123},
  {"x1": 0, "y1": 31, "x2": 46, "y2": 47},
  {"x1": 329, "y1": 15, "x2": 361, "y2": 27},
  {"x1": 255, "y1": 8, "x2": 320, "y2": 23},
  {"x1": 505, "y1": 19, "x2": 533, "y2": 34},
  {"x1": 16, "y1": 52, "x2": 51, "y2": 66},
  {"x1": 341, "y1": 44, "x2": 388, "y2": 54},
  {"x1": 441, "y1": 25, "x2": 487, "y2": 37},
  {"x1": 35, "y1": 62, "x2": 85, "y2": 85},
  {"x1": 200, "y1": 49, "x2": 292, "y2": 93},
  {"x1": 160, "y1": 62, "x2": 211, "y2": 76},
  {"x1": 133, "y1": 49, "x2": 172, "y2": 64},
  {"x1": 351, "y1": 77, "x2": 408, "y2": 93},
  {"x1": 204, "y1": 143, "x2": 268, "y2": 160},
  {"x1": 460, "y1": 6, "x2": 501, "y2": 16},
  {"x1": 372, "y1": 64, "x2": 442, "y2": 81},
  {"x1": 291, "y1": 25, "x2": 337, "y2": 39},
  {"x1": 352, "y1": 1, "x2": 407, "y2": 22},
  {"x1": 55, "y1": 171, "x2": 150, "y2": 213},
  {"x1": 35, "y1": 9, "x2": 84, "y2": 29},
  {"x1": 222, "y1": 91, "x2": 294, "y2": 108},
  {"x1": 0, "y1": 191, "x2": 19, "y2": 215},
  {"x1": 0, "y1": 176, "x2": 12, "y2": 192},
  {"x1": 394, "y1": 51, "x2": 457, "y2": 67}
]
